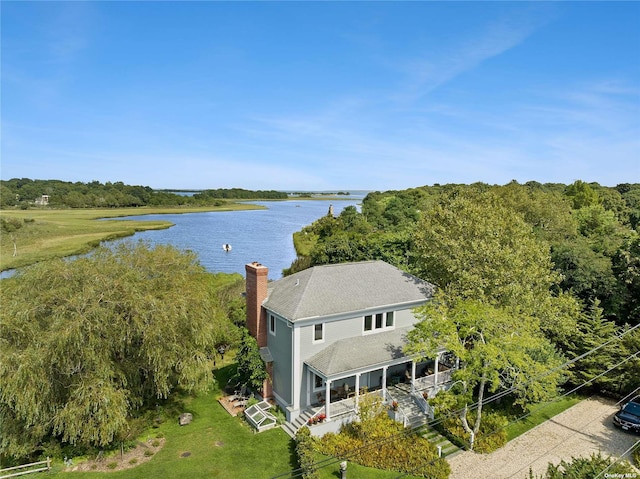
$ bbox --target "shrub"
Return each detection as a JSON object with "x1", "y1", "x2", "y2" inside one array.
[
  {"x1": 536, "y1": 452, "x2": 636, "y2": 478},
  {"x1": 151, "y1": 440, "x2": 160, "y2": 447},
  {"x1": 107, "y1": 462, "x2": 118, "y2": 469},
  {"x1": 316, "y1": 395, "x2": 450, "y2": 479},
  {"x1": 633, "y1": 444, "x2": 640, "y2": 467},
  {"x1": 143, "y1": 449, "x2": 153, "y2": 457},
  {"x1": 295, "y1": 427, "x2": 319, "y2": 479},
  {"x1": 440, "y1": 411, "x2": 508, "y2": 453},
  {"x1": 128, "y1": 458, "x2": 138, "y2": 465}
]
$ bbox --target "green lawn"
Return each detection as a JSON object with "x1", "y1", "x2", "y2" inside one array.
[
  {"x1": 49, "y1": 375, "x2": 295, "y2": 478},
  {"x1": 45, "y1": 363, "x2": 416, "y2": 479},
  {"x1": 315, "y1": 456, "x2": 424, "y2": 479},
  {"x1": 504, "y1": 395, "x2": 583, "y2": 441}
]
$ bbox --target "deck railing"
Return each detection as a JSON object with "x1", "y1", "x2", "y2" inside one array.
[
  {"x1": 326, "y1": 389, "x2": 383, "y2": 418},
  {"x1": 413, "y1": 368, "x2": 453, "y2": 391}
]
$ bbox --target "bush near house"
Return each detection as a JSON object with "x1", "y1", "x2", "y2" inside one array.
[
  {"x1": 439, "y1": 411, "x2": 508, "y2": 454},
  {"x1": 315, "y1": 396, "x2": 450, "y2": 479},
  {"x1": 295, "y1": 427, "x2": 319, "y2": 479}
]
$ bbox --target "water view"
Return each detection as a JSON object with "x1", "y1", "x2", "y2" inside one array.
[{"x1": 109, "y1": 199, "x2": 360, "y2": 279}]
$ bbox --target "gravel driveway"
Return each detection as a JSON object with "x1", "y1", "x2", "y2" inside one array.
[{"x1": 447, "y1": 396, "x2": 639, "y2": 479}]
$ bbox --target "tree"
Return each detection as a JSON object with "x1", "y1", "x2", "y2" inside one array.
[
  {"x1": 0, "y1": 241, "x2": 226, "y2": 458},
  {"x1": 413, "y1": 190, "x2": 560, "y2": 307},
  {"x1": 614, "y1": 235, "x2": 640, "y2": 325},
  {"x1": 411, "y1": 189, "x2": 579, "y2": 341},
  {"x1": 566, "y1": 300, "x2": 621, "y2": 391},
  {"x1": 565, "y1": 180, "x2": 600, "y2": 209},
  {"x1": 493, "y1": 182, "x2": 578, "y2": 244},
  {"x1": 233, "y1": 328, "x2": 269, "y2": 393},
  {"x1": 552, "y1": 238, "x2": 623, "y2": 320},
  {"x1": 406, "y1": 296, "x2": 565, "y2": 450}
]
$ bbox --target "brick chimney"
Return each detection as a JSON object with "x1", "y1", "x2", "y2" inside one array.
[{"x1": 245, "y1": 262, "x2": 268, "y2": 348}]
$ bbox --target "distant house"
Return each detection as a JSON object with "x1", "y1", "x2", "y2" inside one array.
[
  {"x1": 245, "y1": 260, "x2": 458, "y2": 436},
  {"x1": 34, "y1": 195, "x2": 49, "y2": 206}
]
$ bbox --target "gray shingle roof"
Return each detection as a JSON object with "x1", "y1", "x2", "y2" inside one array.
[
  {"x1": 305, "y1": 326, "x2": 412, "y2": 377},
  {"x1": 264, "y1": 261, "x2": 435, "y2": 321}
]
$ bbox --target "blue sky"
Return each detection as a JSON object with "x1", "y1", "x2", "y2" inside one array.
[{"x1": 2, "y1": 2, "x2": 639, "y2": 191}]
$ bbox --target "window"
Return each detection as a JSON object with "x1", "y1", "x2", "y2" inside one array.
[
  {"x1": 386, "y1": 311, "x2": 394, "y2": 327},
  {"x1": 314, "y1": 323, "x2": 324, "y2": 342},
  {"x1": 364, "y1": 315, "x2": 373, "y2": 331},
  {"x1": 314, "y1": 374, "x2": 324, "y2": 389},
  {"x1": 364, "y1": 310, "x2": 395, "y2": 333},
  {"x1": 269, "y1": 314, "x2": 276, "y2": 335}
]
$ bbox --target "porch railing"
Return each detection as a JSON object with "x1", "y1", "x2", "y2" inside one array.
[
  {"x1": 327, "y1": 389, "x2": 383, "y2": 419},
  {"x1": 412, "y1": 392, "x2": 435, "y2": 420},
  {"x1": 413, "y1": 368, "x2": 453, "y2": 391},
  {"x1": 385, "y1": 389, "x2": 408, "y2": 427}
]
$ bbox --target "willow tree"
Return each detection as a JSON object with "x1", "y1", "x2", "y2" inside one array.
[{"x1": 0, "y1": 241, "x2": 225, "y2": 458}]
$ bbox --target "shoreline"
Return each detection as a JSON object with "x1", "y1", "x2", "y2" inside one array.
[{"x1": 0, "y1": 203, "x2": 266, "y2": 272}]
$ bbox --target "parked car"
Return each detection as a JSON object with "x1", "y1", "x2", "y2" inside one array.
[{"x1": 613, "y1": 396, "x2": 640, "y2": 433}]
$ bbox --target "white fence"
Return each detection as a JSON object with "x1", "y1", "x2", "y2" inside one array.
[{"x1": 0, "y1": 458, "x2": 51, "y2": 479}]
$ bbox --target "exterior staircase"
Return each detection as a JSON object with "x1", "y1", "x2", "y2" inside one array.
[
  {"x1": 281, "y1": 408, "x2": 317, "y2": 439},
  {"x1": 281, "y1": 386, "x2": 462, "y2": 459},
  {"x1": 389, "y1": 385, "x2": 461, "y2": 457},
  {"x1": 421, "y1": 427, "x2": 461, "y2": 458}
]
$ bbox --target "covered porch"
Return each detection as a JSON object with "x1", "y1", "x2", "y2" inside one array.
[{"x1": 304, "y1": 327, "x2": 458, "y2": 424}]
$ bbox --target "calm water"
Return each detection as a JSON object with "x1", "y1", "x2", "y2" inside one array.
[{"x1": 107, "y1": 199, "x2": 360, "y2": 279}]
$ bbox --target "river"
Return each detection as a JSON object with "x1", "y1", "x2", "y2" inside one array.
[{"x1": 106, "y1": 198, "x2": 360, "y2": 279}]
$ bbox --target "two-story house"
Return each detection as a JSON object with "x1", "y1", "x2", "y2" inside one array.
[{"x1": 245, "y1": 260, "x2": 456, "y2": 434}]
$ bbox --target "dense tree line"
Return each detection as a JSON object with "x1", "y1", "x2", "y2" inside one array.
[
  {"x1": 289, "y1": 181, "x2": 640, "y2": 326},
  {"x1": 289, "y1": 180, "x2": 640, "y2": 417},
  {"x1": 193, "y1": 188, "x2": 287, "y2": 200},
  {"x1": 0, "y1": 179, "x2": 287, "y2": 208}
]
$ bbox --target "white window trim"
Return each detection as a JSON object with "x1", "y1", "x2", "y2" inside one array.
[
  {"x1": 312, "y1": 372, "x2": 325, "y2": 392},
  {"x1": 312, "y1": 322, "x2": 325, "y2": 344},
  {"x1": 363, "y1": 310, "x2": 395, "y2": 335},
  {"x1": 269, "y1": 314, "x2": 276, "y2": 336}
]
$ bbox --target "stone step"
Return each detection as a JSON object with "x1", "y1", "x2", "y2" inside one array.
[{"x1": 420, "y1": 426, "x2": 460, "y2": 458}]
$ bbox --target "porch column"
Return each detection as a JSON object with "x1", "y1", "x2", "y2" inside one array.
[
  {"x1": 434, "y1": 353, "x2": 441, "y2": 385},
  {"x1": 325, "y1": 379, "x2": 332, "y2": 420},
  {"x1": 411, "y1": 361, "x2": 417, "y2": 394},
  {"x1": 382, "y1": 366, "x2": 388, "y2": 401},
  {"x1": 355, "y1": 373, "x2": 361, "y2": 409}
]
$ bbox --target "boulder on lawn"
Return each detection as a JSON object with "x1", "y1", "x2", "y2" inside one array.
[{"x1": 178, "y1": 413, "x2": 193, "y2": 426}]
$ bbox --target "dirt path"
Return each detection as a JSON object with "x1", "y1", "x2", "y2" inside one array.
[{"x1": 447, "y1": 397, "x2": 639, "y2": 479}]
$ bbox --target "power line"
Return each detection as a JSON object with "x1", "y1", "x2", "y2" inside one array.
[
  {"x1": 270, "y1": 322, "x2": 640, "y2": 479},
  {"x1": 501, "y1": 350, "x2": 640, "y2": 479},
  {"x1": 593, "y1": 439, "x2": 640, "y2": 479},
  {"x1": 394, "y1": 349, "x2": 640, "y2": 479}
]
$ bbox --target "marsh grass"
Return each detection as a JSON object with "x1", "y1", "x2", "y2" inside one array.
[{"x1": 0, "y1": 204, "x2": 262, "y2": 270}]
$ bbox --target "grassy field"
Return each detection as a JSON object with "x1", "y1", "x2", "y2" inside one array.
[{"x1": 0, "y1": 204, "x2": 263, "y2": 271}]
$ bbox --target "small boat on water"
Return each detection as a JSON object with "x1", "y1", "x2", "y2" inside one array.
[{"x1": 222, "y1": 243, "x2": 232, "y2": 252}]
